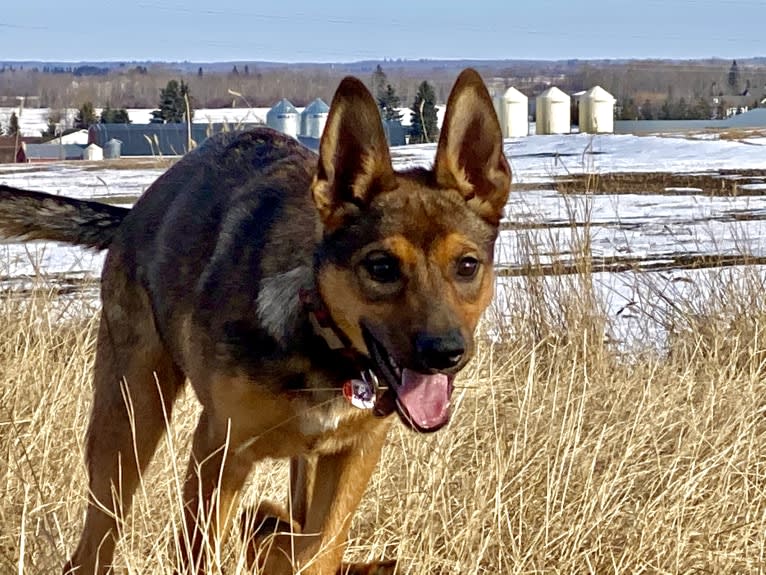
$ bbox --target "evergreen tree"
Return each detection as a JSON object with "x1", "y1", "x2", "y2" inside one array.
[
  {"x1": 372, "y1": 65, "x2": 387, "y2": 102},
  {"x1": 41, "y1": 118, "x2": 58, "y2": 137},
  {"x1": 692, "y1": 96, "x2": 712, "y2": 120},
  {"x1": 151, "y1": 80, "x2": 194, "y2": 123},
  {"x1": 7, "y1": 111, "x2": 19, "y2": 136},
  {"x1": 659, "y1": 99, "x2": 673, "y2": 120},
  {"x1": 74, "y1": 101, "x2": 97, "y2": 129},
  {"x1": 728, "y1": 60, "x2": 740, "y2": 94},
  {"x1": 100, "y1": 104, "x2": 131, "y2": 124},
  {"x1": 379, "y1": 84, "x2": 403, "y2": 122},
  {"x1": 409, "y1": 81, "x2": 439, "y2": 144},
  {"x1": 640, "y1": 99, "x2": 655, "y2": 120},
  {"x1": 619, "y1": 98, "x2": 639, "y2": 120}
]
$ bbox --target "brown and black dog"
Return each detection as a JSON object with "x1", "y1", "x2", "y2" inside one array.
[{"x1": 0, "y1": 68, "x2": 510, "y2": 574}]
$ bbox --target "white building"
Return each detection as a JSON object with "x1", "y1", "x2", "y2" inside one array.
[
  {"x1": 579, "y1": 86, "x2": 616, "y2": 134},
  {"x1": 501, "y1": 87, "x2": 529, "y2": 138},
  {"x1": 536, "y1": 87, "x2": 571, "y2": 135}
]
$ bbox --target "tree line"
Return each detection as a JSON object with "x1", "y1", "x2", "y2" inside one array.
[
  {"x1": 0, "y1": 64, "x2": 455, "y2": 111},
  {"x1": 3, "y1": 67, "x2": 442, "y2": 143},
  {"x1": 3, "y1": 59, "x2": 764, "y2": 137}
]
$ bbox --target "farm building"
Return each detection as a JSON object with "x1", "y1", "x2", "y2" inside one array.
[
  {"x1": 84, "y1": 143, "x2": 104, "y2": 161},
  {"x1": 536, "y1": 87, "x2": 571, "y2": 135},
  {"x1": 0, "y1": 136, "x2": 44, "y2": 164},
  {"x1": 18, "y1": 143, "x2": 85, "y2": 162},
  {"x1": 46, "y1": 129, "x2": 89, "y2": 146},
  {"x1": 88, "y1": 123, "x2": 262, "y2": 156}
]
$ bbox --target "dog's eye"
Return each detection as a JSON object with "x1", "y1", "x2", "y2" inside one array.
[
  {"x1": 456, "y1": 256, "x2": 480, "y2": 279},
  {"x1": 364, "y1": 252, "x2": 401, "y2": 283}
]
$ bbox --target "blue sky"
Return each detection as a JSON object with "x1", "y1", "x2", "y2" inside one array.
[{"x1": 2, "y1": 0, "x2": 764, "y2": 62}]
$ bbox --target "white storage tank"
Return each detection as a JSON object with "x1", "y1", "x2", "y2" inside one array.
[
  {"x1": 300, "y1": 98, "x2": 330, "y2": 138},
  {"x1": 84, "y1": 143, "x2": 103, "y2": 161},
  {"x1": 579, "y1": 85, "x2": 616, "y2": 134},
  {"x1": 501, "y1": 87, "x2": 529, "y2": 138},
  {"x1": 266, "y1": 98, "x2": 299, "y2": 138},
  {"x1": 486, "y1": 79, "x2": 506, "y2": 136},
  {"x1": 535, "y1": 87, "x2": 571, "y2": 135}
]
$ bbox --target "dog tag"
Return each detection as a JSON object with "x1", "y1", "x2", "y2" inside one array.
[{"x1": 343, "y1": 378, "x2": 375, "y2": 410}]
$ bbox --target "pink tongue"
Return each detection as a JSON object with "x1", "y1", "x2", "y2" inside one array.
[{"x1": 396, "y1": 369, "x2": 452, "y2": 431}]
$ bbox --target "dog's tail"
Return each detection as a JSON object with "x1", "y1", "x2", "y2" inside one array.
[{"x1": 0, "y1": 184, "x2": 129, "y2": 250}]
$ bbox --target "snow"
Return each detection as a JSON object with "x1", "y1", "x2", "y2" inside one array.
[
  {"x1": 389, "y1": 132, "x2": 766, "y2": 183},
  {"x1": 739, "y1": 183, "x2": 766, "y2": 191}
]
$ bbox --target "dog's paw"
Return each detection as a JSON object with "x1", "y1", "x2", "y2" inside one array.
[
  {"x1": 338, "y1": 559, "x2": 398, "y2": 575},
  {"x1": 240, "y1": 500, "x2": 299, "y2": 570}
]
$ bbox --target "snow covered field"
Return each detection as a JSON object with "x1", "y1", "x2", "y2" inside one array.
[{"x1": 1, "y1": 131, "x2": 765, "y2": 350}]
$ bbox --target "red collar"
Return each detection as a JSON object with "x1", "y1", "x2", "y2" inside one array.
[{"x1": 299, "y1": 287, "x2": 382, "y2": 411}]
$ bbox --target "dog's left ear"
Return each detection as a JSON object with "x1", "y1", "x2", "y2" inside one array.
[
  {"x1": 434, "y1": 69, "x2": 511, "y2": 226},
  {"x1": 312, "y1": 77, "x2": 397, "y2": 231}
]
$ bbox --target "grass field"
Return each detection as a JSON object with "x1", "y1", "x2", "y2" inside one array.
[{"x1": 2, "y1": 240, "x2": 766, "y2": 574}]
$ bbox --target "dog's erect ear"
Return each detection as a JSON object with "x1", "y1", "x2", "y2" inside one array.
[
  {"x1": 433, "y1": 69, "x2": 511, "y2": 226},
  {"x1": 312, "y1": 77, "x2": 397, "y2": 230}
]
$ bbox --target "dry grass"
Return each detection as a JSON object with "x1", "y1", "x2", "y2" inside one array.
[{"x1": 3, "y1": 254, "x2": 766, "y2": 574}]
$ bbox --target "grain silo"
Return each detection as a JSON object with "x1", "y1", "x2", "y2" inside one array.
[
  {"x1": 300, "y1": 98, "x2": 330, "y2": 138},
  {"x1": 103, "y1": 139, "x2": 122, "y2": 159},
  {"x1": 486, "y1": 79, "x2": 507, "y2": 136},
  {"x1": 579, "y1": 86, "x2": 616, "y2": 134},
  {"x1": 266, "y1": 98, "x2": 299, "y2": 138},
  {"x1": 535, "y1": 87, "x2": 571, "y2": 135},
  {"x1": 501, "y1": 87, "x2": 529, "y2": 138}
]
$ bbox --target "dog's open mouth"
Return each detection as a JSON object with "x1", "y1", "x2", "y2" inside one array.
[{"x1": 362, "y1": 326, "x2": 454, "y2": 433}]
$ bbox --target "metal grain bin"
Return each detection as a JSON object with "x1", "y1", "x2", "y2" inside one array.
[
  {"x1": 266, "y1": 98, "x2": 299, "y2": 138},
  {"x1": 300, "y1": 98, "x2": 330, "y2": 138},
  {"x1": 104, "y1": 139, "x2": 122, "y2": 159}
]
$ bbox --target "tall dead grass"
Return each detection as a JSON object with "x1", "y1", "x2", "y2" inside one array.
[{"x1": 3, "y1": 245, "x2": 766, "y2": 574}]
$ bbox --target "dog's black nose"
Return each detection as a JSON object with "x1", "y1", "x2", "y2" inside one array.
[{"x1": 414, "y1": 330, "x2": 465, "y2": 371}]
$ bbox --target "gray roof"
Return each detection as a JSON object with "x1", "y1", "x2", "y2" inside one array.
[
  {"x1": 302, "y1": 98, "x2": 329, "y2": 116},
  {"x1": 88, "y1": 123, "x2": 262, "y2": 156},
  {"x1": 268, "y1": 98, "x2": 299, "y2": 117},
  {"x1": 23, "y1": 143, "x2": 84, "y2": 160},
  {"x1": 721, "y1": 107, "x2": 766, "y2": 127}
]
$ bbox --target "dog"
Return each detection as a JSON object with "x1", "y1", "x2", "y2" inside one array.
[{"x1": 0, "y1": 68, "x2": 510, "y2": 574}]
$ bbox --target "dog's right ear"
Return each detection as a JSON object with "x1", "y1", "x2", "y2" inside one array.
[
  {"x1": 434, "y1": 69, "x2": 511, "y2": 227},
  {"x1": 312, "y1": 77, "x2": 397, "y2": 231}
]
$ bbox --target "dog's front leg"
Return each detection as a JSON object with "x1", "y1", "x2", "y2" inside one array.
[
  {"x1": 258, "y1": 417, "x2": 392, "y2": 575},
  {"x1": 177, "y1": 409, "x2": 255, "y2": 574}
]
